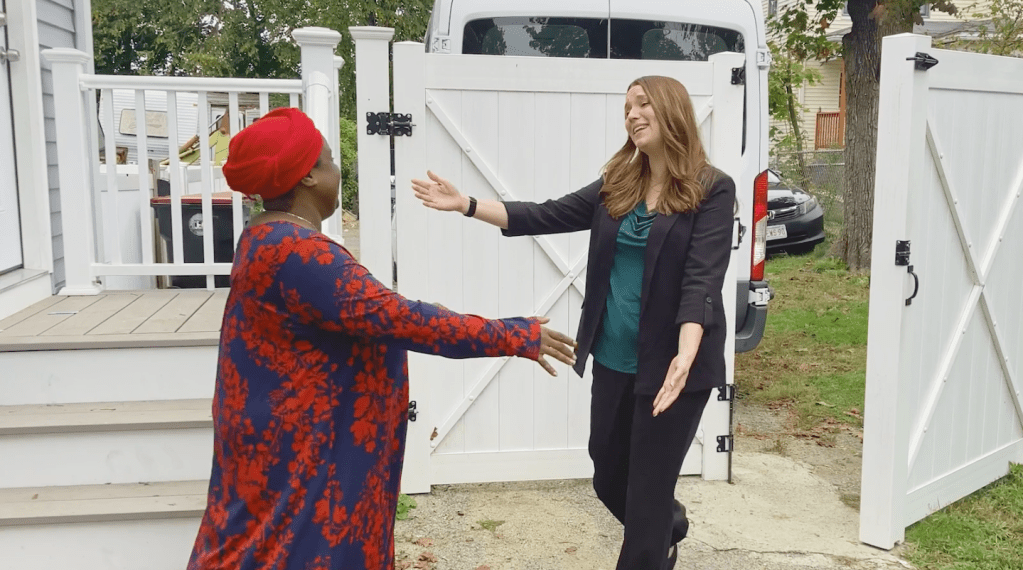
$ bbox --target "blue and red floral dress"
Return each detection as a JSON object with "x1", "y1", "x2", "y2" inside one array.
[{"x1": 187, "y1": 221, "x2": 541, "y2": 570}]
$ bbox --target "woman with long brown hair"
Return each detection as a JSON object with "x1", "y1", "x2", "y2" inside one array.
[{"x1": 412, "y1": 76, "x2": 735, "y2": 569}]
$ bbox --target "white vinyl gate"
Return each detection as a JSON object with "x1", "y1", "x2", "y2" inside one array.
[
  {"x1": 861, "y1": 33, "x2": 1023, "y2": 549},
  {"x1": 353, "y1": 32, "x2": 743, "y2": 494}
]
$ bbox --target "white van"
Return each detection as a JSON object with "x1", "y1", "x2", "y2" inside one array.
[{"x1": 424, "y1": 0, "x2": 772, "y2": 351}]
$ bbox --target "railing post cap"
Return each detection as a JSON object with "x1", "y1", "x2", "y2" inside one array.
[
  {"x1": 292, "y1": 27, "x2": 343, "y2": 47},
  {"x1": 41, "y1": 48, "x2": 92, "y2": 65},
  {"x1": 333, "y1": 55, "x2": 345, "y2": 69},
  {"x1": 349, "y1": 26, "x2": 396, "y2": 41}
]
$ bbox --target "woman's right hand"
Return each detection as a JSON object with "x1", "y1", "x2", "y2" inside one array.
[{"x1": 412, "y1": 171, "x2": 467, "y2": 213}]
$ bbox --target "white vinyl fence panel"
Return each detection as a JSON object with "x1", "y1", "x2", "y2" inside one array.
[
  {"x1": 861, "y1": 33, "x2": 1023, "y2": 549},
  {"x1": 366, "y1": 35, "x2": 743, "y2": 493}
]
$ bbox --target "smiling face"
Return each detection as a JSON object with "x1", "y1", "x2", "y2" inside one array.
[{"x1": 625, "y1": 85, "x2": 663, "y2": 156}]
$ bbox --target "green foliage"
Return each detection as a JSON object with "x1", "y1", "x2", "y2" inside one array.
[
  {"x1": 91, "y1": 0, "x2": 434, "y2": 117},
  {"x1": 396, "y1": 493, "x2": 417, "y2": 521},
  {"x1": 905, "y1": 463, "x2": 1023, "y2": 570},
  {"x1": 951, "y1": 0, "x2": 1023, "y2": 56},
  {"x1": 338, "y1": 116, "x2": 359, "y2": 214}
]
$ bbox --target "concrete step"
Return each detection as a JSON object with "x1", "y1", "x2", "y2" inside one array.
[
  {"x1": 0, "y1": 400, "x2": 214, "y2": 488},
  {"x1": 0, "y1": 480, "x2": 205, "y2": 570}
]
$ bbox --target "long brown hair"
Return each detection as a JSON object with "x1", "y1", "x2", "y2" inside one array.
[{"x1": 601, "y1": 76, "x2": 711, "y2": 218}]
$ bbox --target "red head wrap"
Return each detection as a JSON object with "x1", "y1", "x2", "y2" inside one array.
[{"x1": 222, "y1": 107, "x2": 323, "y2": 200}]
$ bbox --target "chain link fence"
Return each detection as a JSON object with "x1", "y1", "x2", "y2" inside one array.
[{"x1": 769, "y1": 148, "x2": 845, "y2": 230}]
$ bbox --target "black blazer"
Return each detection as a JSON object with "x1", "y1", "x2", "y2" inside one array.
[{"x1": 502, "y1": 171, "x2": 735, "y2": 395}]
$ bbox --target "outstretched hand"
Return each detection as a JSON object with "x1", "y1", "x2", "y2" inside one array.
[
  {"x1": 412, "y1": 171, "x2": 466, "y2": 213},
  {"x1": 652, "y1": 354, "x2": 691, "y2": 416},
  {"x1": 534, "y1": 316, "x2": 578, "y2": 377}
]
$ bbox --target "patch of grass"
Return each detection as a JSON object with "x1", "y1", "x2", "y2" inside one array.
[
  {"x1": 477, "y1": 519, "x2": 505, "y2": 533},
  {"x1": 396, "y1": 494, "x2": 417, "y2": 521},
  {"x1": 736, "y1": 252, "x2": 869, "y2": 430},
  {"x1": 903, "y1": 464, "x2": 1023, "y2": 570},
  {"x1": 840, "y1": 492, "x2": 861, "y2": 510}
]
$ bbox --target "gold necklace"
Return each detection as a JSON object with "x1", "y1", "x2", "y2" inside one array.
[{"x1": 265, "y1": 209, "x2": 318, "y2": 230}]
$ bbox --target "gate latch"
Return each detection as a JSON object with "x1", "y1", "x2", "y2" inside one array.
[
  {"x1": 731, "y1": 217, "x2": 746, "y2": 250},
  {"x1": 895, "y1": 240, "x2": 920, "y2": 306},
  {"x1": 366, "y1": 112, "x2": 414, "y2": 137},
  {"x1": 907, "y1": 52, "x2": 939, "y2": 71},
  {"x1": 408, "y1": 401, "x2": 418, "y2": 422}
]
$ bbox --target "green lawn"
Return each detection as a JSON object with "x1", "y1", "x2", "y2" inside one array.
[
  {"x1": 735, "y1": 252, "x2": 870, "y2": 430},
  {"x1": 904, "y1": 463, "x2": 1023, "y2": 570}
]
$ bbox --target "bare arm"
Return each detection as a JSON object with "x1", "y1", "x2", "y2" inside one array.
[
  {"x1": 412, "y1": 171, "x2": 509, "y2": 229},
  {"x1": 413, "y1": 171, "x2": 601, "y2": 236}
]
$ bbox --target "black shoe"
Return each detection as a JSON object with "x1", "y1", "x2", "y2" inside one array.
[
  {"x1": 665, "y1": 544, "x2": 678, "y2": 570},
  {"x1": 672, "y1": 500, "x2": 689, "y2": 544}
]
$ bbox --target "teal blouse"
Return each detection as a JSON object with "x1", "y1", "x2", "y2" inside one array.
[{"x1": 591, "y1": 201, "x2": 657, "y2": 374}]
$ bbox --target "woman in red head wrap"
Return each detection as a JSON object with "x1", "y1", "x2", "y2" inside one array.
[{"x1": 187, "y1": 108, "x2": 577, "y2": 570}]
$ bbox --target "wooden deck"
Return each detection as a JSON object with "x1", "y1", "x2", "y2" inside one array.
[{"x1": 0, "y1": 290, "x2": 227, "y2": 351}]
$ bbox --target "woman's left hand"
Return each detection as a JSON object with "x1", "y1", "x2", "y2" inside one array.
[{"x1": 652, "y1": 354, "x2": 691, "y2": 417}]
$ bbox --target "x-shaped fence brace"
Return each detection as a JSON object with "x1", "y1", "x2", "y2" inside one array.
[
  {"x1": 906, "y1": 123, "x2": 1023, "y2": 471},
  {"x1": 424, "y1": 95, "x2": 713, "y2": 450}
]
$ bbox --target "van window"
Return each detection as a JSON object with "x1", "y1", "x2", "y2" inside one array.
[
  {"x1": 463, "y1": 17, "x2": 608, "y2": 58},
  {"x1": 610, "y1": 21, "x2": 744, "y2": 61}
]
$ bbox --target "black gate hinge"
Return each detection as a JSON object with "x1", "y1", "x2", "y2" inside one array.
[
  {"x1": 408, "y1": 400, "x2": 418, "y2": 422},
  {"x1": 730, "y1": 67, "x2": 745, "y2": 85},
  {"x1": 907, "y1": 52, "x2": 939, "y2": 71},
  {"x1": 366, "y1": 112, "x2": 414, "y2": 137},
  {"x1": 717, "y1": 385, "x2": 735, "y2": 402},
  {"x1": 716, "y1": 435, "x2": 734, "y2": 453}
]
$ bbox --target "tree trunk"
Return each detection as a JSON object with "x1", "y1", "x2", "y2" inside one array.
[{"x1": 838, "y1": 0, "x2": 913, "y2": 271}]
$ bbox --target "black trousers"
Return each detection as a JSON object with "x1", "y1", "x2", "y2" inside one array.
[{"x1": 589, "y1": 360, "x2": 712, "y2": 570}]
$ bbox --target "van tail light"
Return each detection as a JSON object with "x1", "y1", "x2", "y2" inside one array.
[{"x1": 751, "y1": 170, "x2": 769, "y2": 281}]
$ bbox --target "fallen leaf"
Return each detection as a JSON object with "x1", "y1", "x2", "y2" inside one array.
[
  {"x1": 816, "y1": 401, "x2": 835, "y2": 408},
  {"x1": 430, "y1": 428, "x2": 439, "y2": 441},
  {"x1": 475, "y1": 566, "x2": 491, "y2": 570},
  {"x1": 412, "y1": 562, "x2": 429, "y2": 570},
  {"x1": 418, "y1": 552, "x2": 438, "y2": 563},
  {"x1": 31, "y1": 494, "x2": 39, "y2": 500},
  {"x1": 414, "y1": 538, "x2": 434, "y2": 547},
  {"x1": 396, "y1": 562, "x2": 412, "y2": 570},
  {"x1": 456, "y1": 511, "x2": 465, "y2": 516},
  {"x1": 565, "y1": 546, "x2": 578, "y2": 554}
]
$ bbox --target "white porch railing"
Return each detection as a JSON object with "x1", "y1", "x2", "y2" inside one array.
[{"x1": 42, "y1": 27, "x2": 344, "y2": 295}]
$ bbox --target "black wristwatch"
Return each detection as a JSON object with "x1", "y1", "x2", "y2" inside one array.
[{"x1": 464, "y1": 196, "x2": 478, "y2": 218}]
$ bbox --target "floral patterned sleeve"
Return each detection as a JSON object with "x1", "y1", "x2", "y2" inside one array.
[{"x1": 274, "y1": 231, "x2": 542, "y2": 361}]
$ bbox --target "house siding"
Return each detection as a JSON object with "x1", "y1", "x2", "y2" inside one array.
[
  {"x1": 37, "y1": 0, "x2": 78, "y2": 291},
  {"x1": 764, "y1": 0, "x2": 986, "y2": 151}
]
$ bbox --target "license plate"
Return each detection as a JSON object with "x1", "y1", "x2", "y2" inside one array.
[{"x1": 766, "y1": 225, "x2": 787, "y2": 241}]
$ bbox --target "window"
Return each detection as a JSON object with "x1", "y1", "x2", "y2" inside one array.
[
  {"x1": 610, "y1": 20, "x2": 744, "y2": 61},
  {"x1": 768, "y1": 0, "x2": 778, "y2": 17},
  {"x1": 920, "y1": 3, "x2": 930, "y2": 18},
  {"x1": 463, "y1": 17, "x2": 608, "y2": 58}
]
